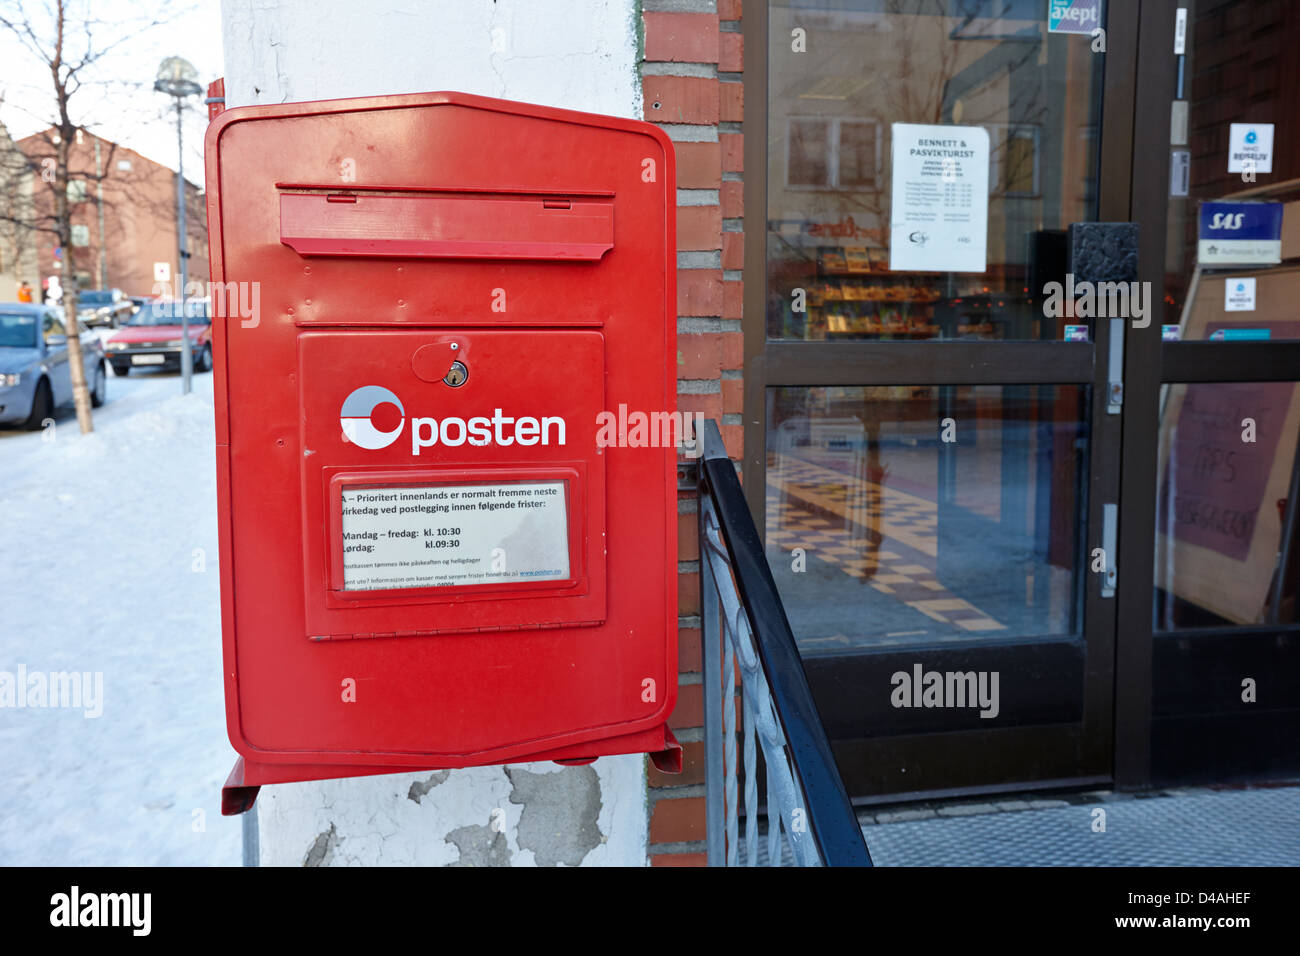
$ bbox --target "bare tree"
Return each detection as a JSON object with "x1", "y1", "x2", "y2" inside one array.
[{"x1": 0, "y1": 0, "x2": 168, "y2": 434}]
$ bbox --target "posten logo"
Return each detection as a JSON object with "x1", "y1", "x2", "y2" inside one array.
[
  {"x1": 339, "y1": 385, "x2": 567, "y2": 454},
  {"x1": 340, "y1": 385, "x2": 405, "y2": 450}
]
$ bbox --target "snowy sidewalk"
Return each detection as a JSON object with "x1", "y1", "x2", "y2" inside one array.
[{"x1": 0, "y1": 370, "x2": 240, "y2": 865}]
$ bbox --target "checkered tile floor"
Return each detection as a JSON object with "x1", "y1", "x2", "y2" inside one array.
[{"x1": 766, "y1": 453, "x2": 1005, "y2": 634}]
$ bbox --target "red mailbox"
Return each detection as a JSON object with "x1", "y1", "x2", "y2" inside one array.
[{"x1": 204, "y1": 92, "x2": 679, "y2": 814}]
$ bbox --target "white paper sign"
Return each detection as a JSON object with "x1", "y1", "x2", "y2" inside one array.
[
  {"x1": 153, "y1": 262, "x2": 171, "y2": 282},
  {"x1": 889, "y1": 123, "x2": 989, "y2": 273},
  {"x1": 1228, "y1": 123, "x2": 1274, "y2": 174},
  {"x1": 340, "y1": 480, "x2": 570, "y2": 591},
  {"x1": 1170, "y1": 150, "x2": 1190, "y2": 196},
  {"x1": 1224, "y1": 277, "x2": 1257, "y2": 312}
]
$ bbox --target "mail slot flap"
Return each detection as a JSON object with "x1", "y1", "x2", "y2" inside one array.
[{"x1": 280, "y1": 190, "x2": 614, "y2": 261}]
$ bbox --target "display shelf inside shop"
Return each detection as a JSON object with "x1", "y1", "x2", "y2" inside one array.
[{"x1": 775, "y1": 246, "x2": 1020, "y2": 340}]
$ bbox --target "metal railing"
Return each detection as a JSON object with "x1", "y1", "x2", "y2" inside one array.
[{"x1": 697, "y1": 420, "x2": 873, "y2": 867}]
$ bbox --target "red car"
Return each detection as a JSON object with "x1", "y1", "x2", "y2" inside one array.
[{"x1": 105, "y1": 299, "x2": 213, "y2": 375}]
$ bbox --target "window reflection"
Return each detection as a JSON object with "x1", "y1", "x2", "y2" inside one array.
[
  {"x1": 767, "y1": 0, "x2": 1103, "y2": 342},
  {"x1": 766, "y1": 384, "x2": 1088, "y2": 652},
  {"x1": 1161, "y1": 0, "x2": 1300, "y2": 341}
]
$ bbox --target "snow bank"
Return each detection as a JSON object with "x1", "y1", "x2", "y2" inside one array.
[{"x1": 0, "y1": 371, "x2": 240, "y2": 865}]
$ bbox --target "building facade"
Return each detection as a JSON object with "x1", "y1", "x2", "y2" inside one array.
[
  {"x1": 16, "y1": 129, "x2": 207, "y2": 298},
  {"x1": 217, "y1": 0, "x2": 1300, "y2": 865},
  {"x1": 0, "y1": 120, "x2": 39, "y2": 299}
]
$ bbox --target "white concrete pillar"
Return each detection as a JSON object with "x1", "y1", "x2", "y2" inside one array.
[{"x1": 219, "y1": 0, "x2": 648, "y2": 866}]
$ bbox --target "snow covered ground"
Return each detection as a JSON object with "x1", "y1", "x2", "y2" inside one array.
[{"x1": 0, "y1": 367, "x2": 241, "y2": 865}]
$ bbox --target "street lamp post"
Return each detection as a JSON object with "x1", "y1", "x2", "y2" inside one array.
[{"x1": 154, "y1": 56, "x2": 203, "y2": 395}]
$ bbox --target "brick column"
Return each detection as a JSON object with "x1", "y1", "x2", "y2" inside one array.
[{"x1": 640, "y1": 0, "x2": 744, "y2": 866}]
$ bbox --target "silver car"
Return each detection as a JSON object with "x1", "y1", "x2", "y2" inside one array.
[
  {"x1": 0, "y1": 303, "x2": 107, "y2": 429},
  {"x1": 76, "y1": 288, "x2": 136, "y2": 328}
]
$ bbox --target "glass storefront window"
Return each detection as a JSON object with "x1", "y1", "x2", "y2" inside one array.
[
  {"x1": 1154, "y1": 381, "x2": 1300, "y2": 629},
  {"x1": 1161, "y1": 0, "x2": 1300, "y2": 342},
  {"x1": 767, "y1": 0, "x2": 1104, "y2": 342},
  {"x1": 766, "y1": 384, "x2": 1089, "y2": 652}
]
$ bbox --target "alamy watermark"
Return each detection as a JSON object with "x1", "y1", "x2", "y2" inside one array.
[
  {"x1": 1042, "y1": 273, "x2": 1151, "y2": 328},
  {"x1": 890, "y1": 663, "x2": 999, "y2": 719},
  {"x1": 50, "y1": 886, "x2": 150, "y2": 936},
  {"x1": 151, "y1": 280, "x2": 262, "y2": 328},
  {"x1": 0, "y1": 665, "x2": 103, "y2": 718},
  {"x1": 594, "y1": 404, "x2": 705, "y2": 458}
]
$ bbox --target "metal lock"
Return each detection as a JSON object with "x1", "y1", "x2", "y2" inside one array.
[{"x1": 444, "y1": 361, "x2": 468, "y2": 387}]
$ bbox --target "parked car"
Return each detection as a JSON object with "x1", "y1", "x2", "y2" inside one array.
[
  {"x1": 104, "y1": 299, "x2": 213, "y2": 375},
  {"x1": 76, "y1": 288, "x2": 135, "y2": 328},
  {"x1": 0, "y1": 303, "x2": 107, "y2": 429}
]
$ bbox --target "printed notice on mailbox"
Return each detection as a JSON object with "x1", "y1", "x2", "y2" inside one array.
[
  {"x1": 340, "y1": 481, "x2": 570, "y2": 590},
  {"x1": 889, "y1": 123, "x2": 989, "y2": 273}
]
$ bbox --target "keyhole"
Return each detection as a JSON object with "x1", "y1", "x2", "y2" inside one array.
[{"x1": 444, "y1": 361, "x2": 468, "y2": 387}]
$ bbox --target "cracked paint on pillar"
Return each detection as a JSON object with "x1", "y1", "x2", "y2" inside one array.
[
  {"x1": 507, "y1": 766, "x2": 602, "y2": 867},
  {"x1": 445, "y1": 823, "x2": 513, "y2": 867},
  {"x1": 256, "y1": 755, "x2": 646, "y2": 866},
  {"x1": 407, "y1": 771, "x2": 451, "y2": 804},
  {"x1": 303, "y1": 823, "x2": 338, "y2": 867}
]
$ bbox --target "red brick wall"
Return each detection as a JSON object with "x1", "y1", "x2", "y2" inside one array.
[
  {"x1": 17, "y1": 131, "x2": 208, "y2": 298},
  {"x1": 641, "y1": 0, "x2": 745, "y2": 866}
]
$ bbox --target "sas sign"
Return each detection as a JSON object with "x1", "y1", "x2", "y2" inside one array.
[
  {"x1": 1207, "y1": 212, "x2": 1246, "y2": 231},
  {"x1": 1198, "y1": 202, "x2": 1283, "y2": 266}
]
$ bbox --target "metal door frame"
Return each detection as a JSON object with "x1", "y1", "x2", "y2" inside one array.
[
  {"x1": 1117, "y1": 0, "x2": 1300, "y2": 788},
  {"x1": 742, "y1": 0, "x2": 1142, "y2": 799}
]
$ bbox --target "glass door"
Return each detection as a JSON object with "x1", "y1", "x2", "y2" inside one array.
[
  {"x1": 1120, "y1": 0, "x2": 1300, "y2": 788},
  {"x1": 747, "y1": 0, "x2": 1139, "y2": 798}
]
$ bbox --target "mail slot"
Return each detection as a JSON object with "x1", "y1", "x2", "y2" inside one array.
[{"x1": 204, "y1": 92, "x2": 679, "y2": 813}]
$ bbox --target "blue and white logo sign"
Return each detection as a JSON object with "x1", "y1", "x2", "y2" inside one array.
[
  {"x1": 340, "y1": 385, "x2": 405, "y2": 449},
  {"x1": 1228, "y1": 123, "x2": 1274, "y2": 174},
  {"x1": 1224, "y1": 277, "x2": 1257, "y2": 313},
  {"x1": 1198, "y1": 202, "x2": 1283, "y2": 265},
  {"x1": 1048, "y1": 0, "x2": 1103, "y2": 34}
]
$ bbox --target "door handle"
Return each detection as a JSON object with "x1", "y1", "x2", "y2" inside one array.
[
  {"x1": 1107, "y1": 317, "x2": 1124, "y2": 414},
  {"x1": 1101, "y1": 502, "x2": 1118, "y2": 598}
]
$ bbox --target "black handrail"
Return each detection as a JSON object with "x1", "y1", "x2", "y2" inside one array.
[{"x1": 698, "y1": 420, "x2": 873, "y2": 866}]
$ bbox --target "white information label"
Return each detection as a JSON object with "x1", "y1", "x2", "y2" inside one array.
[
  {"x1": 1224, "y1": 277, "x2": 1257, "y2": 312},
  {"x1": 1170, "y1": 149, "x2": 1190, "y2": 196},
  {"x1": 889, "y1": 123, "x2": 989, "y2": 273},
  {"x1": 1228, "y1": 123, "x2": 1274, "y2": 174},
  {"x1": 340, "y1": 481, "x2": 570, "y2": 591}
]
